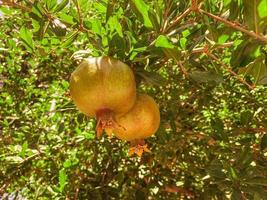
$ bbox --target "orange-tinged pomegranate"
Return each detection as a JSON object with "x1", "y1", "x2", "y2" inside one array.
[
  {"x1": 113, "y1": 94, "x2": 160, "y2": 156},
  {"x1": 70, "y1": 56, "x2": 136, "y2": 138}
]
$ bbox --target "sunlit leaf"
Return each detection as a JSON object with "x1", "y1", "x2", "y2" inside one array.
[
  {"x1": 258, "y1": 0, "x2": 267, "y2": 18},
  {"x1": 54, "y1": 0, "x2": 69, "y2": 13},
  {"x1": 131, "y1": 0, "x2": 153, "y2": 28},
  {"x1": 59, "y1": 169, "x2": 68, "y2": 192},
  {"x1": 155, "y1": 35, "x2": 174, "y2": 49},
  {"x1": 20, "y1": 26, "x2": 34, "y2": 52},
  {"x1": 61, "y1": 31, "x2": 79, "y2": 47}
]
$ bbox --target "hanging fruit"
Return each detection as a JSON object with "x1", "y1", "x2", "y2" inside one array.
[
  {"x1": 114, "y1": 94, "x2": 160, "y2": 156},
  {"x1": 70, "y1": 56, "x2": 136, "y2": 138}
]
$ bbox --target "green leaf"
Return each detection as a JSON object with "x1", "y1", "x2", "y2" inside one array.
[
  {"x1": 58, "y1": 13, "x2": 74, "y2": 25},
  {"x1": 20, "y1": 26, "x2": 34, "y2": 52},
  {"x1": 218, "y1": 34, "x2": 229, "y2": 44},
  {"x1": 258, "y1": 0, "x2": 267, "y2": 18},
  {"x1": 180, "y1": 38, "x2": 187, "y2": 49},
  {"x1": 63, "y1": 159, "x2": 72, "y2": 168},
  {"x1": 20, "y1": 141, "x2": 28, "y2": 158},
  {"x1": 190, "y1": 71, "x2": 223, "y2": 83},
  {"x1": 243, "y1": 0, "x2": 260, "y2": 32},
  {"x1": 107, "y1": 15, "x2": 123, "y2": 37},
  {"x1": 130, "y1": 46, "x2": 147, "y2": 60},
  {"x1": 155, "y1": 35, "x2": 174, "y2": 49},
  {"x1": 93, "y1": 2, "x2": 107, "y2": 13},
  {"x1": 91, "y1": 20, "x2": 102, "y2": 35},
  {"x1": 54, "y1": 0, "x2": 69, "y2": 13},
  {"x1": 238, "y1": 56, "x2": 267, "y2": 85},
  {"x1": 84, "y1": 131, "x2": 95, "y2": 140},
  {"x1": 31, "y1": 1, "x2": 46, "y2": 18},
  {"x1": 59, "y1": 169, "x2": 68, "y2": 192},
  {"x1": 45, "y1": 0, "x2": 57, "y2": 11},
  {"x1": 229, "y1": 167, "x2": 238, "y2": 180},
  {"x1": 231, "y1": 40, "x2": 260, "y2": 68},
  {"x1": 61, "y1": 31, "x2": 79, "y2": 47},
  {"x1": 132, "y1": 0, "x2": 153, "y2": 28},
  {"x1": 148, "y1": 10, "x2": 160, "y2": 31}
]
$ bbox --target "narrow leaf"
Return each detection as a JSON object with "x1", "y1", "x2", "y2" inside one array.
[
  {"x1": 132, "y1": 0, "x2": 153, "y2": 28},
  {"x1": 61, "y1": 31, "x2": 79, "y2": 48},
  {"x1": 155, "y1": 35, "x2": 174, "y2": 49},
  {"x1": 20, "y1": 26, "x2": 34, "y2": 52},
  {"x1": 243, "y1": 0, "x2": 260, "y2": 33},
  {"x1": 54, "y1": 0, "x2": 69, "y2": 13},
  {"x1": 59, "y1": 169, "x2": 67, "y2": 192}
]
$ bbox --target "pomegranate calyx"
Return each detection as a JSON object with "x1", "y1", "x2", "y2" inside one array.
[
  {"x1": 96, "y1": 109, "x2": 117, "y2": 138},
  {"x1": 129, "y1": 139, "x2": 151, "y2": 157}
]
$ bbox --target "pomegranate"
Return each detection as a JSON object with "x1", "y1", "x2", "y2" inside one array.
[
  {"x1": 113, "y1": 94, "x2": 160, "y2": 156},
  {"x1": 70, "y1": 56, "x2": 136, "y2": 138}
]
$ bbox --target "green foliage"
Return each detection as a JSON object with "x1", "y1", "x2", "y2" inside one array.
[{"x1": 0, "y1": 0, "x2": 267, "y2": 199}]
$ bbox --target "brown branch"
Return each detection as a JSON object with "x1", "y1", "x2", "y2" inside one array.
[
  {"x1": 164, "y1": 8, "x2": 192, "y2": 33},
  {"x1": 72, "y1": 0, "x2": 84, "y2": 31},
  {"x1": 235, "y1": 127, "x2": 267, "y2": 133},
  {"x1": 177, "y1": 61, "x2": 189, "y2": 79},
  {"x1": 0, "y1": 0, "x2": 31, "y2": 12},
  {"x1": 189, "y1": 42, "x2": 233, "y2": 54},
  {"x1": 200, "y1": 9, "x2": 267, "y2": 44},
  {"x1": 206, "y1": 51, "x2": 255, "y2": 90}
]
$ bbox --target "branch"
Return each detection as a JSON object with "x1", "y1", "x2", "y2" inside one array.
[
  {"x1": 72, "y1": 0, "x2": 84, "y2": 31},
  {"x1": 188, "y1": 42, "x2": 233, "y2": 54},
  {"x1": 206, "y1": 51, "x2": 255, "y2": 90},
  {"x1": 0, "y1": 0, "x2": 31, "y2": 12},
  {"x1": 177, "y1": 61, "x2": 189, "y2": 79},
  {"x1": 164, "y1": 8, "x2": 192, "y2": 33},
  {"x1": 200, "y1": 9, "x2": 267, "y2": 44}
]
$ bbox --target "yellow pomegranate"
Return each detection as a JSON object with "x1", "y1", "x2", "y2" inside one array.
[
  {"x1": 70, "y1": 56, "x2": 136, "y2": 138},
  {"x1": 114, "y1": 94, "x2": 160, "y2": 156}
]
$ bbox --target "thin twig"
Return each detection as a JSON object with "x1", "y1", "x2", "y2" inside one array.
[
  {"x1": 0, "y1": 0, "x2": 31, "y2": 12},
  {"x1": 72, "y1": 0, "x2": 84, "y2": 31},
  {"x1": 200, "y1": 9, "x2": 267, "y2": 44},
  {"x1": 206, "y1": 51, "x2": 255, "y2": 90},
  {"x1": 188, "y1": 42, "x2": 233, "y2": 54},
  {"x1": 164, "y1": 8, "x2": 192, "y2": 33},
  {"x1": 177, "y1": 61, "x2": 189, "y2": 79}
]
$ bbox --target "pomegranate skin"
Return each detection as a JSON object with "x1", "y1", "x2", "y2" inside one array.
[
  {"x1": 70, "y1": 56, "x2": 136, "y2": 117},
  {"x1": 114, "y1": 94, "x2": 160, "y2": 141}
]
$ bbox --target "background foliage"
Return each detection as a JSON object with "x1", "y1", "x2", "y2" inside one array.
[{"x1": 0, "y1": 0, "x2": 267, "y2": 199}]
